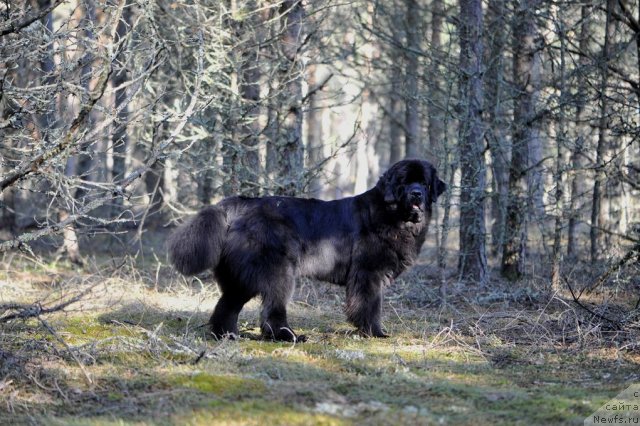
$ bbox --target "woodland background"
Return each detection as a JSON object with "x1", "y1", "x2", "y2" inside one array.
[{"x1": 1, "y1": 0, "x2": 639, "y2": 424}]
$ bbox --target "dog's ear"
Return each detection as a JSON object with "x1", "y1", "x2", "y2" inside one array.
[
  {"x1": 424, "y1": 162, "x2": 446, "y2": 203},
  {"x1": 430, "y1": 173, "x2": 446, "y2": 203},
  {"x1": 382, "y1": 173, "x2": 396, "y2": 203},
  {"x1": 377, "y1": 169, "x2": 397, "y2": 204}
]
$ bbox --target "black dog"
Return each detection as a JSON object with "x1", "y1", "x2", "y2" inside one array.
[{"x1": 169, "y1": 159, "x2": 445, "y2": 341}]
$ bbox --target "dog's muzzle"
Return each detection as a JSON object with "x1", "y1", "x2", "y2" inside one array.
[
  {"x1": 407, "y1": 184, "x2": 424, "y2": 210},
  {"x1": 410, "y1": 191, "x2": 422, "y2": 208}
]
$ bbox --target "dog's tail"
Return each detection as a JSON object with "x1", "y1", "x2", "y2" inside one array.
[{"x1": 168, "y1": 206, "x2": 227, "y2": 275}]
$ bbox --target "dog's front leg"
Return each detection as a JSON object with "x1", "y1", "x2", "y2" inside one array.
[{"x1": 345, "y1": 272, "x2": 388, "y2": 337}]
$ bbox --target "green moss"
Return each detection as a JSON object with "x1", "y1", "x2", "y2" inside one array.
[
  {"x1": 481, "y1": 389, "x2": 601, "y2": 424},
  {"x1": 240, "y1": 339, "x2": 296, "y2": 353},
  {"x1": 178, "y1": 400, "x2": 350, "y2": 426},
  {"x1": 172, "y1": 372, "x2": 266, "y2": 397},
  {"x1": 103, "y1": 351, "x2": 155, "y2": 366},
  {"x1": 40, "y1": 417, "x2": 148, "y2": 426},
  {"x1": 106, "y1": 392, "x2": 124, "y2": 402},
  {"x1": 59, "y1": 317, "x2": 122, "y2": 341}
]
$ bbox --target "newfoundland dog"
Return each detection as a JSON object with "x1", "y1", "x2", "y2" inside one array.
[{"x1": 169, "y1": 159, "x2": 446, "y2": 341}]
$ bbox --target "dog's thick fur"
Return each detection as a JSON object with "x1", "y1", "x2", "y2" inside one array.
[{"x1": 169, "y1": 159, "x2": 446, "y2": 341}]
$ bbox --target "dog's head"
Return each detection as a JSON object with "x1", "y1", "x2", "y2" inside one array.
[{"x1": 376, "y1": 159, "x2": 446, "y2": 223}]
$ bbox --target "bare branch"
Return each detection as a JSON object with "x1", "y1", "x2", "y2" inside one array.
[
  {"x1": 0, "y1": 61, "x2": 112, "y2": 193},
  {"x1": 562, "y1": 276, "x2": 622, "y2": 329},
  {"x1": 0, "y1": 30, "x2": 206, "y2": 253},
  {"x1": 301, "y1": 72, "x2": 333, "y2": 104},
  {"x1": 0, "y1": 0, "x2": 66, "y2": 37},
  {"x1": 583, "y1": 243, "x2": 640, "y2": 295}
]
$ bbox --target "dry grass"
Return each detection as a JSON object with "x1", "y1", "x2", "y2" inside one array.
[{"x1": 1, "y1": 242, "x2": 639, "y2": 425}]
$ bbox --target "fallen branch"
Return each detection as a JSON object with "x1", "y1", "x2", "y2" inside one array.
[
  {"x1": 583, "y1": 242, "x2": 640, "y2": 295},
  {"x1": 0, "y1": 283, "x2": 98, "y2": 323},
  {"x1": 562, "y1": 276, "x2": 622, "y2": 330},
  {"x1": 0, "y1": 282, "x2": 102, "y2": 385}
]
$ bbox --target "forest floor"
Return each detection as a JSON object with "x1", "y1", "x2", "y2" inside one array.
[{"x1": 0, "y1": 234, "x2": 639, "y2": 425}]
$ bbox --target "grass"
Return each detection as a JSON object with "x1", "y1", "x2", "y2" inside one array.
[{"x1": 1, "y1": 250, "x2": 639, "y2": 425}]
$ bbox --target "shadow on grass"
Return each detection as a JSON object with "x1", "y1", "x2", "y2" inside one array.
[
  {"x1": 3, "y1": 346, "x2": 627, "y2": 426},
  {"x1": 1, "y1": 296, "x2": 637, "y2": 425}
]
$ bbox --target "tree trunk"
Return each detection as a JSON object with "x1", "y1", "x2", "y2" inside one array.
[
  {"x1": 427, "y1": 0, "x2": 444, "y2": 163},
  {"x1": 62, "y1": 0, "x2": 99, "y2": 264},
  {"x1": 145, "y1": 117, "x2": 167, "y2": 221},
  {"x1": 501, "y1": 0, "x2": 542, "y2": 281},
  {"x1": 237, "y1": 1, "x2": 261, "y2": 196},
  {"x1": 306, "y1": 64, "x2": 324, "y2": 197},
  {"x1": 404, "y1": 0, "x2": 421, "y2": 158},
  {"x1": 457, "y1": 0, "x2": 487, "y2": 284},
  {"x1": 111, "y1": 2, "x2": 132, "y2": 218},
  {"x1": 275, "y1": 0, "x2": 304, "y2": 195},
  {"x1": 355, "y1": 88, "x2": 375, "y2": 194},
  {"x1": 551, "y1": 11, "x2": 568, "y2": 291},
  {"x1": 388, "y1": 13, "x2": 405, "y2": 165},
  {"x1": 111, "y1": 2, "x2": 131, "y2": 184},
  {"x1": 485, "y1": 0, "x2": 509, "y2": 257},
  {"x1": 388, "y1": 92, "x2": 404, "y2": 165},
  {"x1": 355, "y1": 4, "x2": 379, "y2": 194},
  {"x1": 567, "y1": 4, "x2": 591, "y2": 259},
  {"x1": 590, "y1": 0, "x2": 615, "y2": 263},
  {"x1": 0, "y1": 189, "x2": 16, "y2": 233}
]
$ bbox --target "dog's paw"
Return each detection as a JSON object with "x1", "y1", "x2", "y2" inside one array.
[
  {"x1": 358, "y1": 326, "x2": 389, "y2": 338},
  {"x1": 263, "y1": 326, "x2": 306, "y2": 343},
  {"x1": 210, "y1": 331, "x2": 240, "y2": 340}
]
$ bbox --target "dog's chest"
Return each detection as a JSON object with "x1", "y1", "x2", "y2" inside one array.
[{"x1": 352, "y1": 227, "x2": 423, "y2": 274}]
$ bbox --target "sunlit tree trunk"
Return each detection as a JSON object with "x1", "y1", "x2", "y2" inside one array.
[
  {"x1": 306, "y1": 64, "x2": 324, "y2": 197},
  {"x1": 274, "y1": 0, "x2": 304, "y2": 195},
  {"x1": 354, "y1": 94, "x2": 371, "y2": 194},
  {"x1": 62, "y1": 0, "x2": 100, "y2": 264},
  {"x1": 111, "y1": 2, "x2": 132, "y2": 184},
  {"x1": 237, "y1": 0, "x2": 261, "y2": 197},
  {"x1": 145, "y1": 115, "x2": 167, "y2": 219}
]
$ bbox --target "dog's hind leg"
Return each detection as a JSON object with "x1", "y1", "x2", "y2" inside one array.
[{"x1": 209, "y1": 291, "x2": 252, "y2": 339}]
